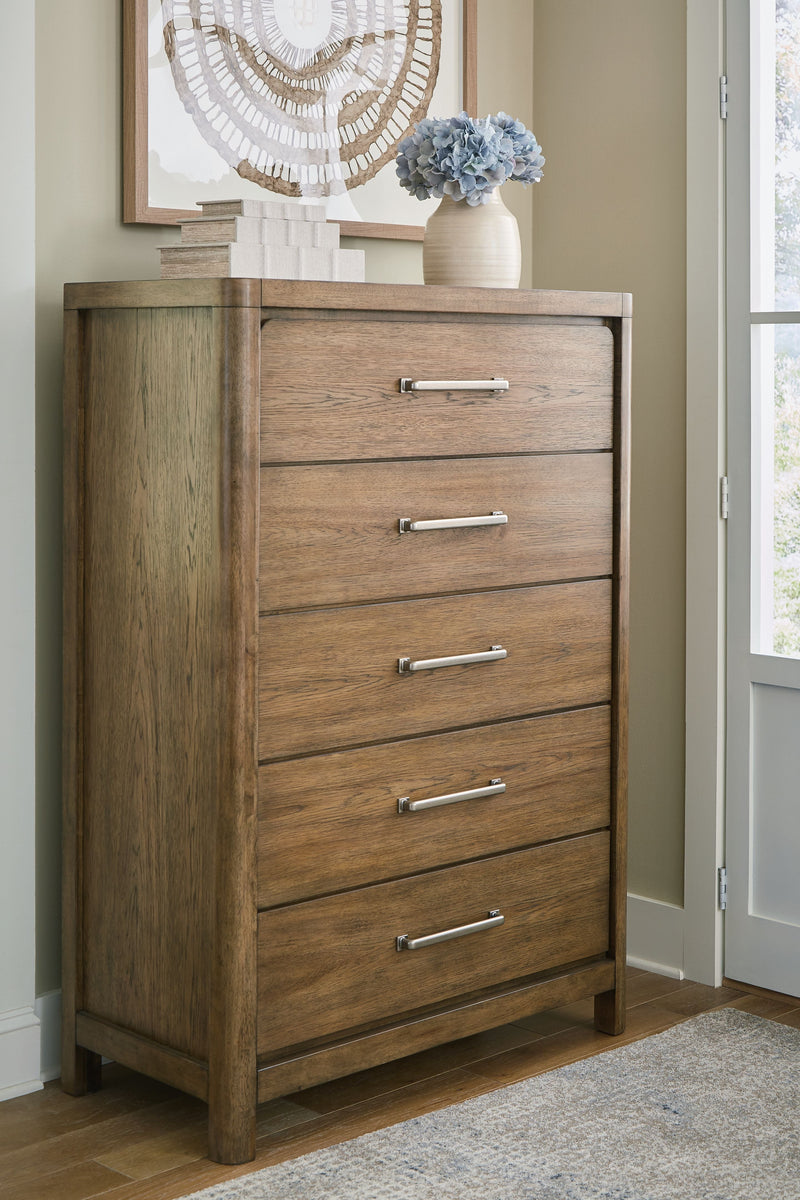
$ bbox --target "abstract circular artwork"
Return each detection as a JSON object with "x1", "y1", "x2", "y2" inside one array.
[{"x1": 160, "y1": 1, "x2": 443, "y2": 198}]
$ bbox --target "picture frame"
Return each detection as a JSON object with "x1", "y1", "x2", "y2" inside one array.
[{"x1": 123, "y1": 0, "x2": 478, "y2": 241}]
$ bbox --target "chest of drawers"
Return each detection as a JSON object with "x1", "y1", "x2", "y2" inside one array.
[{"x1": 62, "y1": 279, "x2": 630, "y2": 1164}]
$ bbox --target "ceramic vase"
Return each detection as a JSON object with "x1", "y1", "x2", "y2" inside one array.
[{"x1": 422, "y1": 189, "x2": 521, "y2": 288}]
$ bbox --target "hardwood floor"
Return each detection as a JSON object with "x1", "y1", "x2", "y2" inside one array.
[{"x1": 3, "y1": 969, "x2": 799, "y2": 1200}]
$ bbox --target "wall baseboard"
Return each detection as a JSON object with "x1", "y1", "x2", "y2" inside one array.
[
  {"x1": 0, "y1": 1006, "x2": 43, "y2": 1100},
  {"x1": 626, "y1": 892, "x2": 685, "y2": 979},
  {"x1": 35, "y1": 990, "x2": 62, "y2": 1083}
]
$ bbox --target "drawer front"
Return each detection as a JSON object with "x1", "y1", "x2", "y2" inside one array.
[
  {"x1": 260, "y1": 454, "x2": 612, "y2": 611},
  {"x1": 258, "y1": 581, "x2": 612, "y2": 759},
  {"x1": 260, "y1": 318, "x2": 614, "y2": 462},
  {"x1": 257, "y1": 707, "x2": 611, "y2": 907},
  {"x1": 257, "y1": 832, "x2": 610, "y2": 1054}
]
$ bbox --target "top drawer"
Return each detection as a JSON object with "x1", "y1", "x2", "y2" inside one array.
[{"x1": 260, "y1": 318, "x2": 614, "y2": 462}]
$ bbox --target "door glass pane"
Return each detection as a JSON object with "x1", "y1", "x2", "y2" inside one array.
[
  {"x1": 751, "y1": 0, "x2": 800, "y2": 311},
  {"x1": 753, "y1": 322, "x2": 800, "y2": 655}
]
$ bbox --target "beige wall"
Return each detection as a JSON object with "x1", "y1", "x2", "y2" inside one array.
[
  {"x1": 33, "y1": 0, "x2": 536, "y2": 994},
  {"x1": 477, "y1": 3, "x2": 535, "y2": 286},
  {"x1": 531, "y1": 0, "x2": 687, "y2": 905}
]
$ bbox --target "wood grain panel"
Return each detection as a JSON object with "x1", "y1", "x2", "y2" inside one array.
[
  {"x1": 257, "y1": 833, "x2": 610, "y2": 1053},
  {"x1": 62, "y1": 280, "x2": 629, "y2": 1167},
  {"x1": 206, "y1": 305, "x2": 261, "y2": 1165},
  {"x1": 64, "y1": 279, "x2": 628, "y2": 317},
  {"x1": 256, "y1": 960, "x2": 616, "y2": 1101},
  {"x1": 81, "y1": 306, "x2": 225, "y2": 1059},
  {"x1": 260, "y1": 319, "x2": 614, "y2": 461},
  {"x1": 596, "y1": 312, "x2": 633, "y2": 1036},
  {"x1": 462, "y1": 0, "x2": 478, "y2": 115},
  {"x1": 259, "y1": 454, "x2": 612, "y2": 610},
  {"x1": 64, "y1": 278, "x2": 263, "y2": 311},
  {"x1": 258, "y1": 581, "x2": 611, "y2": 759},
  {"x1": 75, "y1": 1014, "x2": 209, "y2": 1101},
  {"x1": 256, "y1": 281, "x2": 626, "y2": 318},
  {"x1": 61, "y1": 308, "x2": 93, "y2": 1095},
  {"x1": 257, "y1": 707, "x2": 611, "y2": 906}
]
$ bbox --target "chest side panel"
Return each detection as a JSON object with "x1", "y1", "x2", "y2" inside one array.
[{"x1": 79, "y1": 306, "x2": 235, "y2": 1058}]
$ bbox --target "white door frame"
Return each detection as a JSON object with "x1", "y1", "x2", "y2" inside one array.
[{"x1": 683, "y1": 0, "x2": 727, "y2": 987}]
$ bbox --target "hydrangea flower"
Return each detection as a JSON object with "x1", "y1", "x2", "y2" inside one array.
[
  {"x1": 396, "y1": 112, "x2": 544, "y2": 205},
  {"x1": 492, "y1": 112, "x2": 546, "y2": 184}
]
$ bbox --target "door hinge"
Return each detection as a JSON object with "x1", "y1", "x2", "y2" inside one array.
[
  {"x1": 720, "y1": 75, "x2": 728, "y2": 119},
  {"x1": 720, "y1": 475, "x2": 729, "y2": 519},
  {"x1": 718, "y1": 867, "x2": 728, "y2": 910}
]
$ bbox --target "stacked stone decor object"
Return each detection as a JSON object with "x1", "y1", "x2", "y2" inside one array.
[{"x1": 159, "y1": 198, "x2": 365, "y2": 282}]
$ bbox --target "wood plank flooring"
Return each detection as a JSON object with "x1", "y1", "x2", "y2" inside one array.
[{"x1": 3, "y1": 969, "x2": 799, "y2": 1200}]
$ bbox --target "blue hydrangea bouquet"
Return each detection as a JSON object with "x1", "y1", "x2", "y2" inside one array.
[{"x1": 396, "y1": 111, "x2": 545, "y2": 206}]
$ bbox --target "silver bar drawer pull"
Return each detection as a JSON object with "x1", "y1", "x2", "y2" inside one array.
[
  {"x1": 398, "y1": 645, "x2": 507, "y2": 674},
  {"x1": 398, "y1": 511, "x2": 508, "y2": 534},
  {"x1": 399, "y1": 377, "x2": 509, "y2": 394},
  {"x1": 396, "y1": 910, "x2": 504, "y2": 952},
  {"x1": 398, "y1": 779, "x2": 505, "y2": 814}
]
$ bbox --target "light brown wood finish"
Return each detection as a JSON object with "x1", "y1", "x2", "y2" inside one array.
[
  {"x1": 256, "y1": 960, "x2": 616, "y2": 1102},
  {"x1": 206, "y1": 305, "x2": 261, "y2": 1165},
  {"x1": 260, "y1": 318, "x2": 614, "y2": 462},
  {"x1": 262, "y1": 280, "x2": 629, "y2": 317},
  {"x1": 462, "y1": 0, "x2": 478, "y2": 116},
  {"x1": 594, "y1": 312, "x2": 632, "y2": 1036},
  {"x1": 121, "y1": 0, "x2": 148, "y2": 225},
  {"x1": 257, "y1": 707, "x2": 611, "y2": 906},
  {"x1": 64, "y1": 279, "x2": 264, "y2": 311},
  {"x1": 259, "y1": 581, "x2": 612, "y2": 758},
  {"x1": 336, "y1": 222, "x2": 426, "y2": 242},
  {"x1": 258, "y1": 833, "x2": 610, "y2": 1054},
  {"x1": 63, "y1": 278, "x2": 628, "y2": 318},
  {"x1": 81, "y1": 306, "x2": 221, "y2": 1059},
  {"x1": 9, "y1": 974, "x2": 775, "y2": 1200},
  {"x1": 61, "y1": 307, "x2": 91, "y2": 1096},
  {"x1": 260, "y1": 454, "x2": 612, "y2": 610},
  {"x1": 64, "y1": 296, "x2": 261, "y2": 1163},
  {"x1": 74, "y1": 1016, "x2": 208, "y2": 1103},
  {"x1": 63, "y1": 281, "x2": 630, "y2": 1165}
]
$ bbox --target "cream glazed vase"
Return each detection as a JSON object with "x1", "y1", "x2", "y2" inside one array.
[{"x1": 422, "y1": 188, "x2": 522, "y2": 287}]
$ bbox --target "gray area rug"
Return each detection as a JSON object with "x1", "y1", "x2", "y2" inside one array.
[{"x1": 183, "y1": 1010, "x2": 800, "y2": 1199}]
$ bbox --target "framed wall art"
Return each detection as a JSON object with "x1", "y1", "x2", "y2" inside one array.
[{"x1": 123, "y1": 0, "x2": 478, "y2": 240}]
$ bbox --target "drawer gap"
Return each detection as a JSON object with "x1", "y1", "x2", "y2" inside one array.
[
  {"x1": 260, "y1": 311, "x2": 614, "y2": 328},
  {"x1": 260, "y1": 573, "x2": 615, "y2": 618},
  {"x1": 259, "y1": 575, "x2": 614, "y2": 620},
  {"x1": 259, "y1": 448, "x2": 615, "y2": 468},
  {"x1": 257, "y1": 701, "x2": 613, "y2": 766}
]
